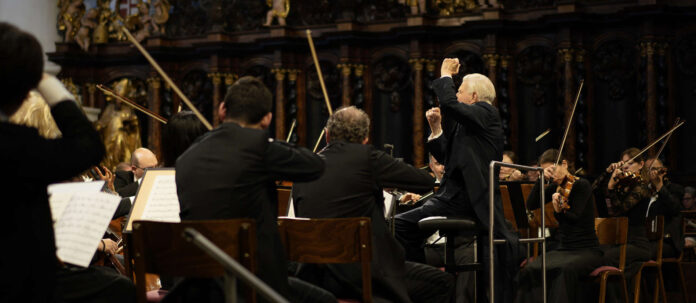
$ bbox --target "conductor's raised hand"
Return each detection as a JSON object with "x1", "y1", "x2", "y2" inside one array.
[
  {"x1": 440, "y1": 58, "x2": 460, "y2": 78},
  {"x1": 426, "y1": 107, "x2": 442, "y2": 134}
]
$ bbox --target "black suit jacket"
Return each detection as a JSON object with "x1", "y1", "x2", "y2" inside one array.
[
  {"x1": 292, "y1": 142, "x2": 434, "y2": 303},
  {"x1": 176, "y1": 122, "x2": 325, "y2": 298},
  {"x1": 648, "y1": 181, "x2": 685, "y2": 255},
  {"x1": 0, "y1": 101, "x2": 104, "y2": 302},
  {"x1": 430, "y1": 77, "x2": 514, "y2": 240},
  {"x1": 114, "y1": 170, "x2": 138, "y2": 197}
]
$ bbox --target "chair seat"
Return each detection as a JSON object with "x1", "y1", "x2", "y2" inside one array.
[
  {"x1": 590, "y1": 266, "x2": 621, "y2": 277},
  {"x1": 418, "y1": 216, "x2": 478, "y2": 232}
]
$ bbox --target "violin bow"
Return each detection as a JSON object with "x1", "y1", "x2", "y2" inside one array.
[
  {"x1": 626, "y1": 120, "x2": 685, "y2": 164},
  {"x1": 646, "y1": 118, "x2": 681, "y2": 172},
  {"x1": 307, "y1": 30, "x2": 334, "y2": 152},
  {"x1": 96, "y1": 84, "x2": 168, "y2": 124},
  {"x1": 555, "y1": 79, "x2": 584, "y2": 167},
  {"x1": 119, "y1": 24, "x2": 213, "y2": 130}
]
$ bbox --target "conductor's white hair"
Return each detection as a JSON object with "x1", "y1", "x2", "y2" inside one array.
[{"x1": 462, "y1": 73, "x2": 496, "y2": 104}]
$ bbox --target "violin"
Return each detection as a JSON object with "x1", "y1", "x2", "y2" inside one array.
[{"x1": 556, "y1": 173, "x2": 577, "y2": 211}]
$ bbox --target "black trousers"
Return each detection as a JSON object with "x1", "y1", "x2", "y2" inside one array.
[
  {"x1": 515, "y1": 248, "x2": 604, "y2": 303},
  {"x1": 404, "y1": 261, "x2": 455, "y2": 303},
  {"x1": 54, "y1": 265, "x2": 135, "y2": 303},
  {"x1": 425, "y1": 237, "x2": 476, "y2": 303}
]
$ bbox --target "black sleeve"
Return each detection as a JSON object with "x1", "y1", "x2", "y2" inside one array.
[
  {"x1": 555, "y1": 179, "x2": 592, "y2": 223},
  {"x1": 432, "y1": 77, "x2": 490, "y2": 129},
  {"x1": 426, "y1": 134, "x2": 447, "y2": 164},
  {"x1": 113, "y1": 171, "x2": 132, "y2": 191},
  {"x1": 15, "y1": 101, "x2": 105, "y2": 183},
  {"x1": 369, "y1": 148, "x2": 435, "y2": 194},
  {"x1": 655, "y1": 182, "x2": 684, "y2": 216},
  {"x1": 526, "y1": 182, "x2": 556, "y2": 210},
  {"x1": 264, "y1": 140, "x2": 325, "y2": 182}
]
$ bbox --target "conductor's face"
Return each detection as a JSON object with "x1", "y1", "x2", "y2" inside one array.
[{"x1": 456, "y1": 80, "x2": 477, "y2": 105}]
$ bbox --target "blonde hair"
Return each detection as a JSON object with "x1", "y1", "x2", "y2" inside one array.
[{"x1": 462, "y1": 73, "x2": 496, "y2": 104}]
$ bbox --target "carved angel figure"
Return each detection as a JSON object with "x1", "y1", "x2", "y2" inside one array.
[
  {"x1": 76, "y1": 8, "x2": 98, "y2": 51},
  {"x1": 263, "y1": 0, "x2": 289, "y2": 27},
  {"x1": 152, "y1": 0, "x2": 170, "y2": 35},
  {"x1": 58, "y1": 0, "x2": 85, "y2": 42},
  {"x1": 96, "y1": 78, "x2": 142, "y2": 171}
]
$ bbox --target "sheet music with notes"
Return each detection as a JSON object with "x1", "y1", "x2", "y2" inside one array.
[
  {"x1": 141, "y1": 175, "x2": 180, "y2": 222},
  {"x1": 53, "y1": 191, "x2": 121, "y2": 267},
  {"x1": 48, "y1": 181, "x2": 105, "y2": 222},
  {"x1": 125, "y1": 169, "x2": 180, "y2": 232}
]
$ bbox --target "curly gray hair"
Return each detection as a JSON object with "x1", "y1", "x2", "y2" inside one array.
[{"x1": 326, "y1": 106, "x2": 369, "y2": 144}]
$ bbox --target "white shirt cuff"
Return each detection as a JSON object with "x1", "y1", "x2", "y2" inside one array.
[
  {"x1": 37, "y1": 76, "x2": 75, "y2": 107},
  {"x1": 427, "y1": 130, "x2": 443, "y2": 141}
]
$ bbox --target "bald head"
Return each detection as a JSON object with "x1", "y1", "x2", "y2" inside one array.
[
  {"x1": 131, "y1": 148, "x2": 158, "y2": 179},
  {"x1": 326, "y1": 106, "x2": 370, "y2": 144}
]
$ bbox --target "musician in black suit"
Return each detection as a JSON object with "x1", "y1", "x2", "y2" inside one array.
[
  {"x1": 113, "y1": 147, "x2": 158, "y2": 197},
  {"x1": 292, "y1": 106, "x2": 453, "y2": 303},
  {"x1": 0, "y1": 22, "x2": 105, "y2": 302},
  {"x1": 394, "y1": 58, "x2": 519, "y2": 303},
  {"x1": 175, "y1": 76, "x2": 331, "y2": 302},
  {"x1": 645, "y1": 158, "x2": 684, "y2": 258}
]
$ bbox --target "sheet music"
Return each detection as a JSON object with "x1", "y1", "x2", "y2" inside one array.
[
  {"x1": 48, "y1": 181, "x2": 105, "y2": 222},
  {"x1": 140, "y1": 175, "x2": 180, "y2": 223},
  {"x1": 54, "y1": 192, "x2": 121, "y2": 267}
]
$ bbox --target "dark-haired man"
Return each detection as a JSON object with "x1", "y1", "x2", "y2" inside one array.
[
  {"x1": 292, "y1": 106, "x2": 453, "y2": 303},
  {"x1": 0, "y1": 22, "x2": 105, "y2": 301},
  {"x1": 517, "y1": 149, "x2": 602, "y2": 303},
  {"x1": 176, "y1": 76, "x2": 330, "y2": 302}
]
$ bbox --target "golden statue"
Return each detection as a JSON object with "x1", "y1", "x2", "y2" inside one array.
[
  {"x1": 263, "y1": 0, "x2": 290, "y2": 26},
  {"x1": 96, "y1": 78, "x2": 142, "y2": 171},
  {"x1": 152, "y1": 0, "x2": 170, "y2": 35},
  {"x1": 76, "y1": 8, "x2": 98, "y2": 51},
  {"x1": 9, "y1": 92, "x2": 61, "y2": 139},
  {"x1": 58, "y1": 0, "x2": 85, "y2": 42}
]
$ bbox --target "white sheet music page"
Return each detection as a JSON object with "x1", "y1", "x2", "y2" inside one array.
[
  {"x1": 48, "y1": 181, "x2": 105, "y2": 223},
  {"x1": 141, "y1": 175, "x2": 180, "y2": 222},
  {"x1": 54, "y1": 192, "x2": 121, "y2": 267}
]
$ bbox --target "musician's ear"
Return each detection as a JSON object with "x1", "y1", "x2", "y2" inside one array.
[
  {"x1": 259, "y1": 112, "x2": 272, "y2": 130},
  {"x1": 362, "y1": 137, "x2": 369, "y2": 145},
  {"x1": 218, "y1": 102, "x2": 227, "y2": 122}
]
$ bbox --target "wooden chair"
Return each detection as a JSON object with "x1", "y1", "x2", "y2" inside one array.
[
  {"x1": 500, "y1": 185, "x2": 519, "y2": 231},
  {"x1": 131, "y1": 219, "x2": 257, "y2": 303},
  {"x1": 277, "y1": 217, "x2": 372, "y2": 303},
  {"x1": 277, "y1": 187, "x2": 292, "y2": 216},
  {"x1": 591, "y1": 217, "x2": 630, "y2": 303},
  {"x1": 632, "y1": 216, "x2": 666, "y2": 303}
]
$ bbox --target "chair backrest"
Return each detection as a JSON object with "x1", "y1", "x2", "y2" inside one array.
[
  {"x1": 595, "y1": 217, "x2": 629, "y2": 269},
  {"x1": 131, "y1": 219, "x2": 257, "y2": 303},
  {"x1": 277, "y1": 187, "x2": 292, "y2": 216},
  {"x1": 646, "y1": 215, "x2": 665, "y2": 262},
  {"x1": 277, "y1": 217, "x2": 372, "y2": 303},
  {"x1": 499, "y1": 185, "x2": 519, "y2": 231}
]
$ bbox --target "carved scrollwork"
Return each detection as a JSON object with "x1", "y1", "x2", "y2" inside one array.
[
  {"x1": 374, "y1": 56, "x2": 412, "y2": 112},
  {"x1": 181, "y1": 70, "x2": 214, "y2": 123},
  {"x1": 515, "y1": 46, "x2": 555, "y2": 106},
  {"x1": 592, "y1": 40, "x2": 635, "y2": 102}
]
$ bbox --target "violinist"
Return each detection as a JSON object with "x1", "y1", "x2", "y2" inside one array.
[
  {"x1": 517, "y1": 149, "x2": 602, "y2": 303},
  {"x1": 644, "y1": 158, "x2": 685, "y2": 259},
  {"x1": 599, "y1": 148, "x2": 653, "y2": 299}
]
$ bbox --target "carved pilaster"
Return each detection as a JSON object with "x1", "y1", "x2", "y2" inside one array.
[
  {"x1": 224, "y1": 73, "x2": 238, "y2": 87},
  {"x1": 640, "y1": 41, "x2": 658, "y2": 146},
  {"x1": 271, "y1": 68, "x2": 287, "y2": 140},
  {"x1": 409, "y1": 58, "x2": 426, "y2": 167},
  {"x1": 337, "y1": 63, "x2": 353, "y2": 107},
  {"x1": 85, "y1": 83, "x2": 96, "y2": 108},
  {"x1": 147, "y1": 77, "x2": 163, "y2": 157},
  {"x1": 482, "y1": 53, "x2": 499, "y2": 86},
  {"x1": 208, "y1": 72, "x2": 223, "y2": 125},
  {"x1": 285, "y1": 69, "x2": 300, "y2": 143}
]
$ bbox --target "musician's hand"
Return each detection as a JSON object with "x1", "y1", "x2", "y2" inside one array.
[
  {"x1": 426, "y1": 107, "x2": 442, "y2": 135},
  {"x1": 399, "y1": 193, "x2": 422, "y2": 205},
  {"x1": 509, "y1": 169, "x2": 523, "y2": 181},
  {"x1": 606, "y1": 161, "x2": 623, "y2": 173},
  {"x1": 440, "y1": 58, "x2": 460, "y2": 77},
  {"x1": 94, "y1": 166, "x2": 115, "y2": 192},
  {"x1": 608, "y1": 167, "x2": 622, "y2": 190},
  {"x1": 543, "y1": 166, "x2": 555, "y2": 182},
  {"x1": 551, "y1": 193, "x2": 562, "y2": 213},
  {"x1": 100, "y1": 239, "x2": 118, "y2": 255}
]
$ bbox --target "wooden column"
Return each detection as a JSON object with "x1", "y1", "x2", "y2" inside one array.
[
  {"x1": 208, "y1": 72, "x2": 222, "y2": 126},
  {"x1": 147, "y1": 77, "x2": 162, "y2": 157},
  {"x1": 641, "y1": 41, "x2": 658, "y2": 151},
  {"x1": 297, "y1": 69, "x2": 307, "y2": 146},
  {"x1": 337, "y1": 63, "x2": 352, "y2": 107},
  {"x1": 410, "y1": 58, "x2": 425, "y2": 167},
  {"x1": 286, "y1": 69, "x2": 299, "y2": 142},
  {"x1": 559, "y1": 48, "x2": 576, "y2": 163},
  {"x1": 272, "y1": 68, "x2": 286, "y2": 140},
  {"x1": 85, "y1": 83, "x2": 96, "y2": 108},
  {"x1": 482, "y1": 53, "x2": 499, "y2": 87}
]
